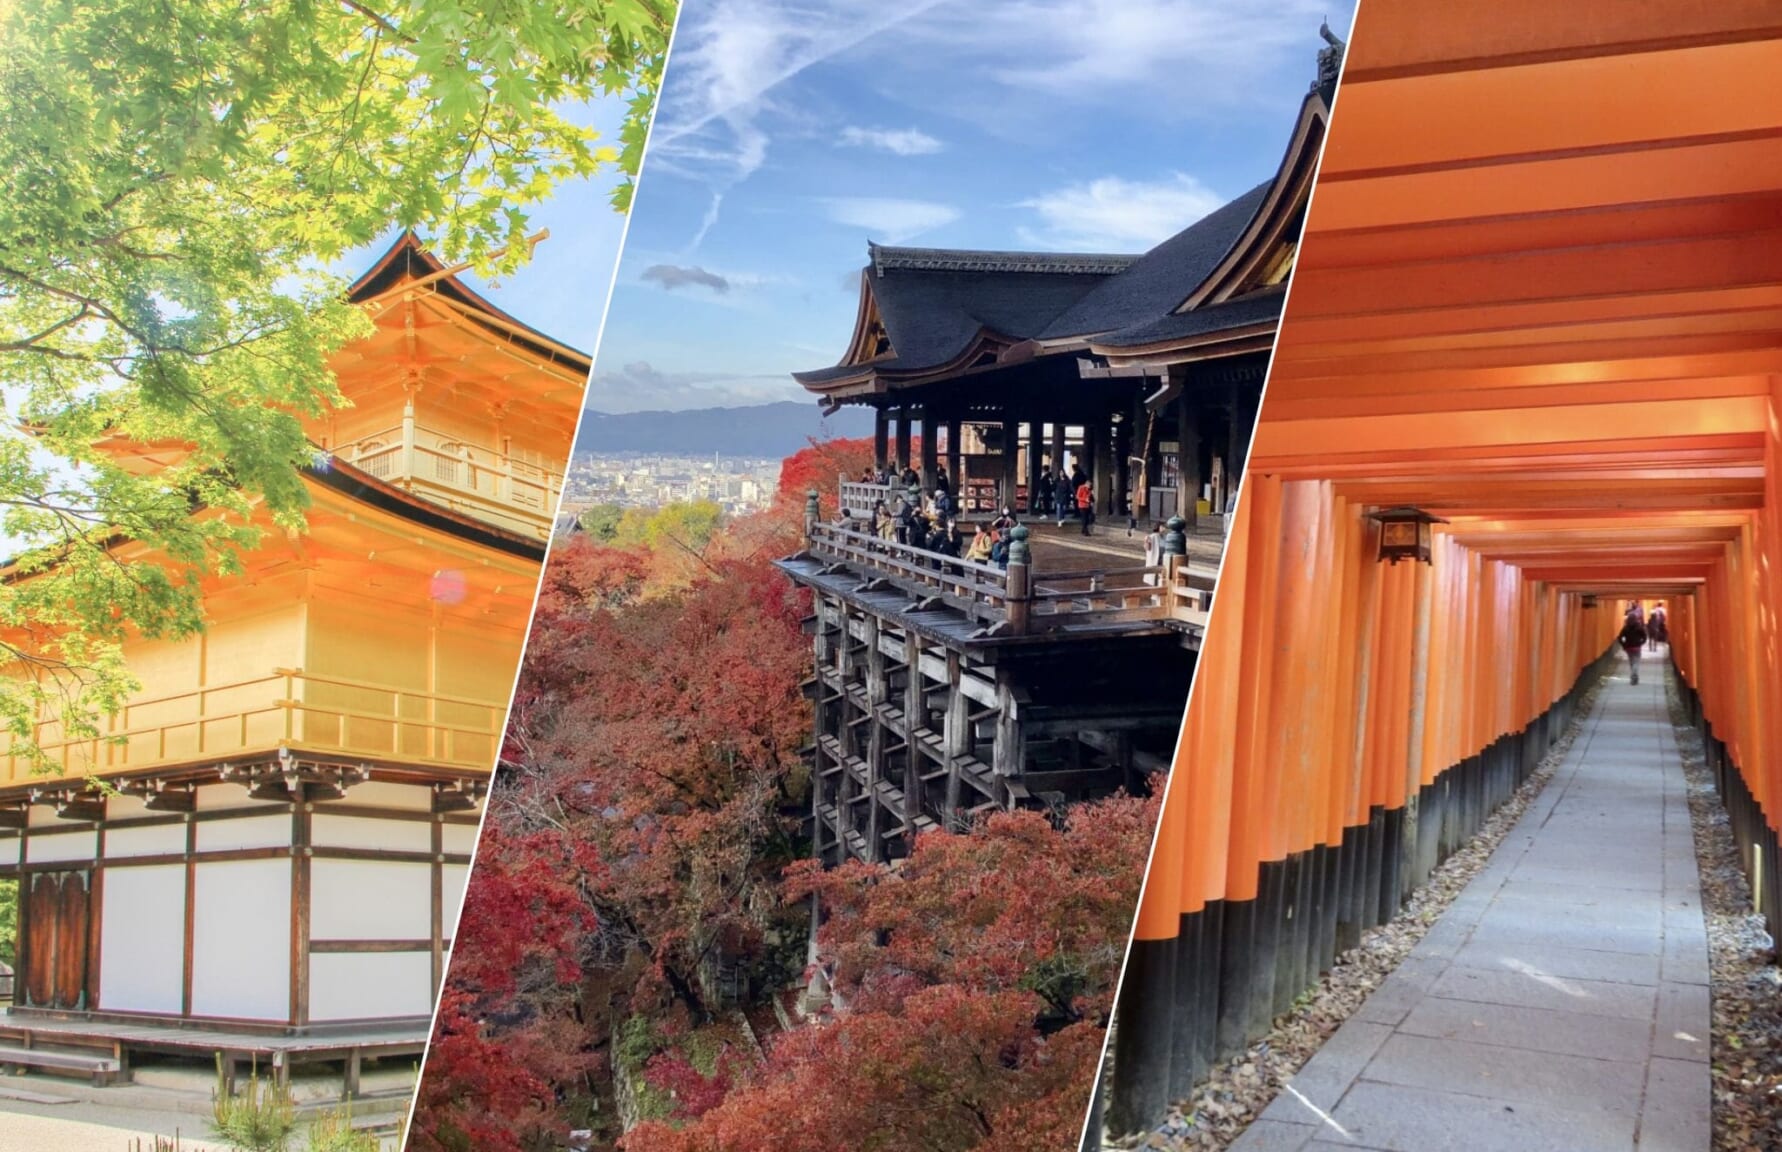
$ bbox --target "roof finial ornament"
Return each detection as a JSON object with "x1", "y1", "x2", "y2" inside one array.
[{"x1": 1315, "y1": 18, "x2": 1346, "y2": 92}]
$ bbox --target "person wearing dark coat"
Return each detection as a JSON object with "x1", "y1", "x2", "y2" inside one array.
[
  {"x1": 1618, "y1": 612, "x2": 1649, "y2": 685},
  {"x1": 1055, "y1": 467, "x2": 1076, "y2": 528},
  {"x1": 1647, "y1": 605, "x2": 1668, "y2": 650}
]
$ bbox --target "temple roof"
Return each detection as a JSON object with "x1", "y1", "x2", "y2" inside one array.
[
  {"x1": 1038, "y1": 182, "x2": 1272, "y2": 342},
  {"x1": 346, "y1": 231, "x2": 592, "y2": 369},
  {"x1": 796, "y1": 29, "x2": 1338, "y2": 401},
  {"x1": 1092, "y1": 287, "x2": 1285, "y2": 349},
  {"x1": 791, "y1": 248, "x2": 1129, "y2": 389}
]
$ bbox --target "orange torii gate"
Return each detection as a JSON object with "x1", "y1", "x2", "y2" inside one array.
[{"x1": 1097, "y1": 2, "x2": 1782, "y2": 1139}]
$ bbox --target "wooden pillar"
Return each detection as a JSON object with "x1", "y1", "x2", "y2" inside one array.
[
  {"x1": 1026, "y1": 421, "x2": 1043, "y2": 515},
  {"x1": 895, "y1": 404, "x2": 912, "y2": 472},
  {"x1": 1050, "y1": 421, "x2": 1066, "y2": 474},
  {"x1": 1000, "y1": 412, "x2": 1020, "y2": 512},
  {"x1": 903, "y1": 631, "x2": 924, "y2": 843},
  {"x1": 943, "y1": 655, "x2": 971, "y2": 832},
  {"x1": 1178, "y1": 391, "x2": 1202, "y2": 529},
  {"x1": 920, "y1": 409, "x2": 939, "y2": 493},
  {"x1": 1089, "y1": 419, "x2": 1110, "y2": 516},
  {"x1": 872, "y1": 407, "x2": 889, "y2": 474},
  {"x1": 1228, "y1": 382, "x2": 1256, "y2": 507},
  {"x1": 863, "y1": 615, "x2": 886, "y2": 863},
  {"x1": 946, "y1": 419, "x2": 962, "y2": 492},
  {"x1": 811, "y1": 593, "x2": 835, "y2": 864},
  {"x1": 1113, "y1": 416, "x2": 1131, "y2": 521},
  {"x1": 992, "y1": 677, "x2": 1025, "y2": 808}
]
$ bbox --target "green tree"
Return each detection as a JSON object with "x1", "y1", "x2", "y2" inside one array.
[
  {"x1": 0, "y1": 0, "x2": 675, "y2": 765},
  {"x1": 0, "y1": 877, "x2": 14, "y2": 968},
  {"x1": 579, "y1": 502, "x2": 626, "y2": 541}
]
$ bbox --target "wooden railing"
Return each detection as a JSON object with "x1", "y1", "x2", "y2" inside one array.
[
  {"x1": 806, "y1": 522, "x2": 1013, "y2": 628},
  {"x1": 802, "y1": 512, "x2": 1212, "y2": 637},
  {"x1": 839, "y1": 477, "x2": 898, "y2": 518},
  {"x1": 3, "y1": 669, "x2": 506, "y2": 785},
  {"x1": 334, "y1": 424, "x2": 561, "y2": 538}
]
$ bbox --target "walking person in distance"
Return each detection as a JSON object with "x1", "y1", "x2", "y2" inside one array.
[{"x1": 1618, "y1": 610, "x2": 1649, "y2": 685}]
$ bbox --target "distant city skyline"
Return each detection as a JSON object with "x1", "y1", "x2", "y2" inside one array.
[{"x1": 590, "y1": 0, "x2": 1354, "y2": 413}]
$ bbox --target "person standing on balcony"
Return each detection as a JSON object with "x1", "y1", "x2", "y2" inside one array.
[
  {"x1": 935, "y1": 465, "x2": 951, "y2": 494},
  {"x1": 1076, "y1": 477, "x2": 1095, "y2": 536},
  {"x1": 1618, "y1": 610, "x2": 1649, "y2": 685},
  {"x1": 965, "y1": 524, "x2": 994, "y2": 564}
]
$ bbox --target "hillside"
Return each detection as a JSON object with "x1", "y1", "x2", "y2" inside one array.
[{"x1": 577, "y1": 401, "x2": 874, "y2": 458}]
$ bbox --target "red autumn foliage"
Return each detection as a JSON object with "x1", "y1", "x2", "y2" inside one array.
[
  {"x1": 412, "y1": 439, "x2": 1152, "y2": 1152},
  {"x1": 624, "y1": 798, "x2": 1157, "y2": 1152},
  {"x1": 775, "y1": 436, "x2": 880, "y2": 517}
]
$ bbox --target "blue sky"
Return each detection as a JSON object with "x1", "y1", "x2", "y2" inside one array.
[
  {"x1": 589, "y1": 0, "x2": 1355, "y2": 413},
  {"x1": 335, "y1": 97, "x2": 634, "y2": 358}
]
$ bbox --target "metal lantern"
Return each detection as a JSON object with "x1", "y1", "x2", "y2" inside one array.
[{"x1": 1367, "y1": 505, "x2": 1446, "y2": 565}]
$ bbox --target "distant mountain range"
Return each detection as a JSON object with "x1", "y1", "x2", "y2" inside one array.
[{"x1": 577, "y1": 401, "x2": 875, "y2": 458}]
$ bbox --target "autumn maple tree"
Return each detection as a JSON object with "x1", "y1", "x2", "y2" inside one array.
[
  {"x1": 416, "y1": 438, "x2": 1150, "y2": 1152},
  {"x1": 624, "y1": 798, "x2": 1157, "y2": 1152}
]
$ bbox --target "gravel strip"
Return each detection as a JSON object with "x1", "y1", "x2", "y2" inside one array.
[
  {"x1": 1114, "y1": 679, "x2": 1603, "y2": 1151},
  {"x1": 1668, "y1": 674, "x2": 1782, "y2": 1152}
]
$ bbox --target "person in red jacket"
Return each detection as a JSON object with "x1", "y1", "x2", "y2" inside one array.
[{"x1": 1075, "y1": 478, "x2": 1094, "y2": 536}]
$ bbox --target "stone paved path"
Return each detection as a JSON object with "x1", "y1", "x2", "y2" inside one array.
[{"x1": 1233, "y1": 656, "x2": 1711, "y2": 1152}]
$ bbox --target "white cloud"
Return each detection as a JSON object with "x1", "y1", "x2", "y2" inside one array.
[
  {"x1": 648, "y1": 0, "x2": 955, "y2": 241},
  {"x1": 838, "y1": 125, "x2": 944, "y2": 155},
  {"x1": 819, "y1": 197, "x2": 961, "y2": 242},
  {"x1": 1017, "y1": 173, "x2": 1225, "y2": 251},
  {"x1": 927, "y1": 0, "x2": 1335, "y2": 100}
]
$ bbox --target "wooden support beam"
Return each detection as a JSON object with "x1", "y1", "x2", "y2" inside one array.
[
  {"x1": 946, "y1": 419, "x2": 962, "y2": 493},
  {"x1": 1001, "y1": 412, "x2": 1020, "y2": 512},
  {"x1": 863, "y1": 615, "x2": 887, "y2": 862},
  {"x1": 1179, "y1": 390, "x2": 1202, "y2": 528},
  {"x1": 895, "y1": 406, "x2": 913, "y2": 473},
  {"x1": 873, "y1": 408, "x2": 889, "y2": 474},
  {"x1": 920, "y1": 410, "x2": 939, "y2": 494}
]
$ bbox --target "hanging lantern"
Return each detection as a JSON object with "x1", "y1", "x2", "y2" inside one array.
[{"x1": 1367, "y1": 506, "x2": 1446, "y2": 565}]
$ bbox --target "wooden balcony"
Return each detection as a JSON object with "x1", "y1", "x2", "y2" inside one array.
[
  {"x1": 797, "y1": 520, "x2": 1212, "y2": 641},
  {"x1": 3, "y1": 669, "x2": 505, "y2": 786},
  {"x1": 333, "y1": 424, "x2": 561, "y2": 539}
]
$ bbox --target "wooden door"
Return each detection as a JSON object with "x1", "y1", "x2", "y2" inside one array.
[{"x1": 20, "y1": 871, "x2": 89, "y2": 1010}]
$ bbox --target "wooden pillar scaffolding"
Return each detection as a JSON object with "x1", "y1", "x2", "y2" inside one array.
[
  {"x1": 1000, "y1": 412, "x2": 1020, "y2": 512},
  {"x1": 895, "y1": 405, "x2": 913, "y2": 473},
  {"x1": 1178, "y1": 391, "x2": 1202, "y2": 528},
  {"x1": 920, "y1": 408, "x2": 940, "y2": 494},
  {"x1": 1026, "y1": 421, "x2": 1044, "y2": 515},
  {"x1": 945, "y1": 419, "x2": 962, "y2": 491},
  {"x1": 872, "y1": 408, "x2": 889, "y2": 474}
]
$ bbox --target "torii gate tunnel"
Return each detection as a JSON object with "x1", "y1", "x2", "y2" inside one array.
[{"x1": 1102, "y1": 2, "x2": 1782, "y2": 1137}]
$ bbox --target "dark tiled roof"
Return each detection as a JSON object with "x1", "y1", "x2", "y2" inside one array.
[
  {"x1": 871, "y1": 244, "x2": 1138, "y2": 276},
  {"x1": 1094, "y1": 287, "x2": 1285, "y2": 349},
  {"x1": 797, "y1": 261, "x2": 1123, "y2": 384},
  {"x1": 1039, "y1": 181, "x2": 1272, "y2": 341}
]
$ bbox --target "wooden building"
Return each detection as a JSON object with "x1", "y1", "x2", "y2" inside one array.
[
  {"x1": 0, "y1": 234, "x2": 586, "y2": 1086},
  {"x1": 779, "y1": 37, "x2": 1342, "y2": 868}
]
